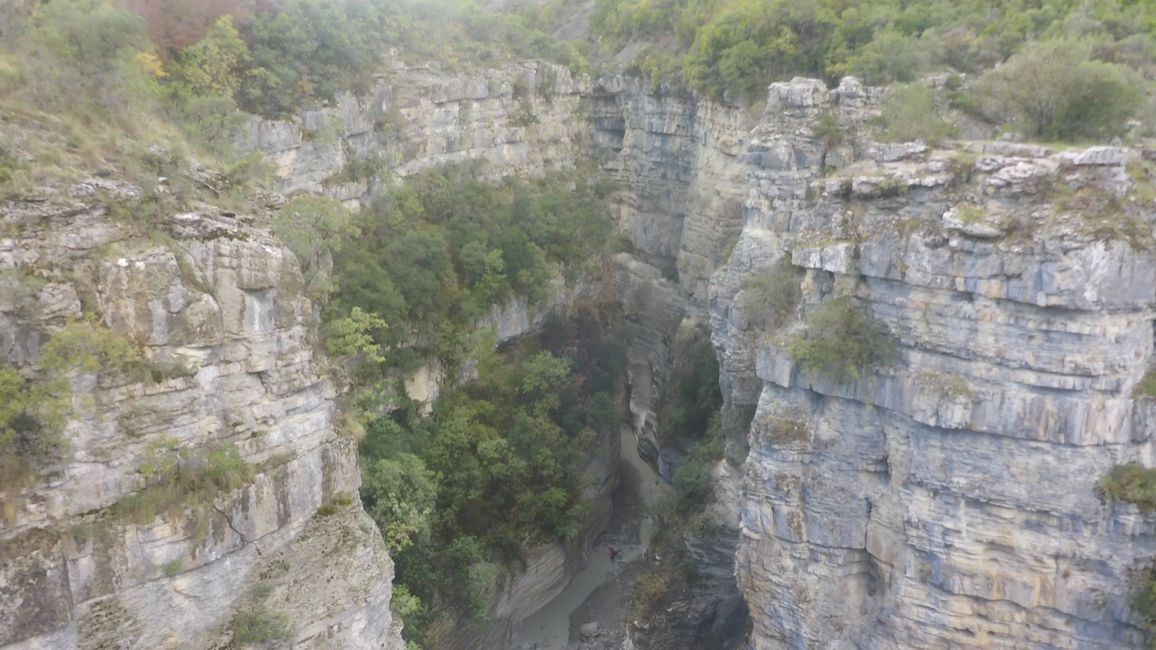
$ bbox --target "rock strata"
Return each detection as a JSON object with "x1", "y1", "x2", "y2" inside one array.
[{"x1": 0, "y1": 194, "x2": 404, "y2": 650}]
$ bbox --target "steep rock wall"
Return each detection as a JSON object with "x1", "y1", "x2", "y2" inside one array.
[
  {"x1": 241, "y1": 60, "x2": 591, "y2": 203},
  {"x1": 711, "y1": 79, "x2": 1156, "y2": 648},
  {"x1": 0, "y1": 192, "x2": 404, "y2": 650}
]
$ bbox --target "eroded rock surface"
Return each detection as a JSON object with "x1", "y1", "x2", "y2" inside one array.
[
  {"x1": 0, "y1": 195, "x2": 404, "y2": 650},
  {"x1": 711, "y1": 79, "x2": 1156, "y2": 648}
]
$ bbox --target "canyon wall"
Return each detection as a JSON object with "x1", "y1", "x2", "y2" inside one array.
[
  {"x1": 7, "y1": 52, "x2": 1156, "y2": 650},
  {"x1": 0, "y1": 191, "x2": 404, "y2": 649},
  {"x1": 711, "y1": 79, "x2": 1156, "y2": 647}
]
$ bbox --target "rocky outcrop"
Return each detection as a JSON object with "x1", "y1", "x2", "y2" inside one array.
[
  {"x1": 711, "y1": 78, "x2": 1156, "y2": 647},
  {"x1": 0, "y1": 192, "x2": 404, "y2": 649},
  {"x1": 241, "y1": 60, "x2": 590, "y2": 202}
]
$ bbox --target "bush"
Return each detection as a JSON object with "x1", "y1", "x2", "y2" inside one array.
[
  {"x1": 361, "y1": 454, "x2": 437, "y2": 552},
  {"x1": 1098, "y1": 463, "x2": 1156, "y2": 512},
  {"x1": 230, "y1": 609, "x2": 291, "y2": 646},
  {"x1": 978, "y1": 38, "x2": 1143, "y2": 140},
  {"x1": 1129, "y1": 562, "x2": 1156, "y2": 641},
  {"x1": 876, "y1": 83, "x2": 955, "y2": 145},
  {"x1": 740, "y1": 257, "x2": 802, "y2": 330},
  {"x1": 841, "y1": 29, "x2": 933, "y2": 85},
  {"x1": 111, "y1": 443, "x2": 253, "y2": 540},
  {"x1": 787, "y1": 297, "x2": 898, "y2": 382}
]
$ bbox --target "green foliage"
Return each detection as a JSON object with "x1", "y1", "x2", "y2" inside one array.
[
  {"x1": 40, "y1": 317, "x2": 143, "y2": 377},
  {"x1": 671, "y1": 412, "x2": 724, "y2": 508},
  {"x1": 168, "y1": 15, "x2": 248, "y2": 98},
  {"x1": 26, "y1": 0, "x2": 156, "y2": 110},
  {"x1": 787, "y1": 297, "x2": 898, "y2": 382},
  {"x1": 328, "y1": 164, "x2": 612, "y2": 367},
  {"x1": 1129, "y1": 562, "x2": 1156, "y2": 645},
  {"x1": 740, "y1": 257, "x2": 803, "y2": 330},
  {"x1": 658, "y1": 327, "x2": 722, "y2": 446},
  {"x1": 1098, "y1": 463, "x2": 1156, "y2": 512},
  {"x1": 111, "y1": 444, "x2": 253, "y2": 539},
  {"x1": 390, "y1": 583, "x2": 424, "y2": 633},
  {"x1": 1137, "y1": 368, "x2": 1156, "y2": 398},
  {"x1": 0, "y1": 363, "x2": 66, "y2": 487},
  {"x1": 978, "y1": 38, "x2": 1144, "y2": 140},
  {"x1": 230, "y1": 609, "x2": 291, "y2": 646},
  {"x1": 324, "y1": 307, "x2": 389, "y2": 374},
  {"x1": 361, "y1": 454, "x2": 437, "y2": 552},
  {"x1": 592, "y1": 0, "x2": 1156, "y2": 106},
  {"x1": 841, "y1": 29, "x2": 932, "y2": 85},
  {"x1": 272, "y1": 194, "x2": 357, "y2": 298},
  {"x1": 362, "y1": 307, "x2": 627, "y2": 638},
  {"x1": 876, "y1": 83, "x2": 955, "y2": 145},
  {"x1": 765, "y1": 414, "x2": 809, "y2": 444}
]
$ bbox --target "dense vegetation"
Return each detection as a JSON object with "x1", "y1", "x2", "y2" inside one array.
[
  {"x1": 289, "y1": 164, "x2": 620, "y2": 644},
  {"x1": 359, "y1": 306, "x2": 628, "y2": 643},
  {"x1": 123, "y1": 0, "x2": 588, "y2": 117},
  {"x1": 588, "y1": 0, "x2": 1154, "y2": 139},
  {"x1": 324, "y1": 163, "x2": 614, "y2": 371}
]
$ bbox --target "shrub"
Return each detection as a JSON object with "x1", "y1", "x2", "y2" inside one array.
[
  {"x1": 876, "y1": 83, "x2": 955, "y2": 145},
  {"x1": 740, "y1": 257, "x2": 802, "y2": 330},
  {"x1": 111, "y1": 443, "x2": 253, "y2": 539},
  {"x1": 40, "y1": 317, "x2": 143, "y2": 377},
  {"x1": 1098, "y1": 463, "x2": 1156, "y2": 512},
  {"x1": 787, "y1": 297, "x2": 898, "y2": 382},
  {"x1": 765, "y1": 415, "x2": 808, "y2": 444},
  {"x1": 842, "y1": 29, "x2": 932, "y2": 85},
  {"x1": 361, "y1": 454, "x2": 437, "y2": 552},
  {"x1": 978, "y1": 38, "x2": 1143, "y2": 141},
  {"x1": 1130, "y1": 562, "x2": 1156, "y2": 641},
  {"x1": 230, "y1": 609, "x2": 291, "y2": 646}
]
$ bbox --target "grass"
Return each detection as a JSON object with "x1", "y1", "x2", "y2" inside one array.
[
  {"x1": 764, "y1": 414, "x2": 808, "y2": 444},
  {"x1": 316, "y1": 493, "x2": 355, "y2": 517},
  {"x1": 1136, "y1": 368, "x2": 1156, "y2": 398},
  {"x1": 230, "y1": 609, "x2": 291, "y2": 646},
  {"x1": 110, "y1": 444, "x2": 253, "y2": 541}
]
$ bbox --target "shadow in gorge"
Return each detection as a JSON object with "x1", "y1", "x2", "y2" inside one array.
[{"x1": 513, "y1": 426, "x2": 750, "y2": 650}]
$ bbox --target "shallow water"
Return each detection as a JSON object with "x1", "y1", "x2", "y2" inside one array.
[{"x1": 513, "y1": 428, "x2": 666, "y2": 649}]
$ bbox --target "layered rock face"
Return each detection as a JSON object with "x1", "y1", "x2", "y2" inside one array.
[
  {"x1": 0, "y1": 193, "x2": 404, "y2": 649},
  {"x1": 241, "y1": 60, "x2": 590, "y2": 203},
  {"x1": 711, "y1": 79, "x2": 1156, "y2": 647}
]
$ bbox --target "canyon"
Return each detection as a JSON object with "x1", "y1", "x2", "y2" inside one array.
[{"x1": 3, "y1": 54, "x2": 1156, "y2": 650}]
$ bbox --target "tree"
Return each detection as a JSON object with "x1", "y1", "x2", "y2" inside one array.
[
  {"x1": 362, "y1": 453, "x2": 437, "y2": 552},
  {"x1": 169, "y1": 15, "x2": 248, "y2": 97},
  {"x1": 979, "y1": 38, "x2": 1143, "y2": 140},
  {"x1": 271, "y1": 194, "x2": 357, "y2": 297}
]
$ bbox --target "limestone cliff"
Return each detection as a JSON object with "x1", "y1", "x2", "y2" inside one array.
[
  {"x1": 711, "y1": 79, "x2": 1156, "y2": 647},
  {"x1": 8, "y1": 52, "x2": 1156, "y2": 650},
  {"x1": 0, "y1": 190, "x2": 405, "y2": 649}
]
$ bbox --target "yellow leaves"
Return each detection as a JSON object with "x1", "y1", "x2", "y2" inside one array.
[{"x1": 133, "y1": 51, "x2": 167, "y2": 79}]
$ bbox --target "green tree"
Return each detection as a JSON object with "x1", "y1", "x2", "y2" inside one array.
[
  {"x1": 362, "y1": 453, "x2": 438, "y2": 552},
  {"x1": 169, "y1": 15, "x2": 248, "y2": 97},
  {"x1": 787, "y1": 297, "x2": 898, "y2": 382},
  {"x1": 979, "y1": 38, "x2": 1143, "y2": 140},
  {"x1": 272, "y1": 194, "x2": 357, "y2": 297},
  {"x1": 876, "y1": 83, "x2": 955, "y2": 145}
]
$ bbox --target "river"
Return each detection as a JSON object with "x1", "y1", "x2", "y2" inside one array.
[{"x1": 513, "y1": 427, "x2": 667, "y2": 649}]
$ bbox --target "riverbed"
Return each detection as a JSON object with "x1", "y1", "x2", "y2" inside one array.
[{"x1": 513, "y1": 428, "x2": 667, "y2": 649}]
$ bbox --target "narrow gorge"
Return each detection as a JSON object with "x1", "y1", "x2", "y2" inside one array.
[{"x1": 4, "y1": 4, "x2": 1156, "y2": 649}]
